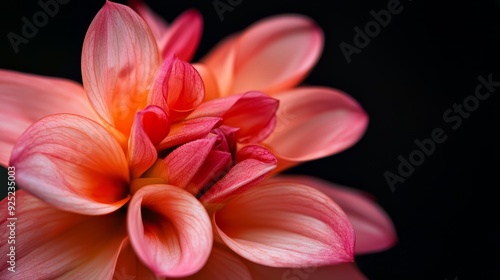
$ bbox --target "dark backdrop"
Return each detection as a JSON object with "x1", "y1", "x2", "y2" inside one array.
[{"x1": 1, "y1": 0, "x2": 499, "y2": 279}]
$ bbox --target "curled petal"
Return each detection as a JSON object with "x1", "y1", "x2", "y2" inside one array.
[
  {"x1": 164, "y1": 136, "x2": 218, "y2": 188},
  {"x1": 0, "y1": 70, "x2": 98, "y2": 167},
  {"x1": 149, "y1": 56, "x2": 204, "y2": 115},
  {"x1": 82, "y1": 1, "x2": 160, "y2": 135},
  {"x1": 200, "y1": 145, "x2": 277, "y2": 203},
  {"x1": 128, "y1": 106, "x2": 169, "y2": 178},
  {"x1": 10, "y1": 114, "x2": 130, "y2": 215},
  {"x1": 213, "y1": 182, "x2": 355, "y2": 267},
  {"x1": 202, "y1": 15, "x2": 322, "y2": 96},
  {"x1": 0, "y1": 191, "x2": 126, "y2": 279},
  {"x1": 264, "y1": 87, "x2": 368, "y2": 164},
  {"x1": 269, "y1": 175, "x2": 397, "y2": 254},
  {"x1": 127, "y1": 185, "x2": 212, "y2": 277},
  {"x1": 189, "y1": 91, "x2": 278, "y2": 143}
]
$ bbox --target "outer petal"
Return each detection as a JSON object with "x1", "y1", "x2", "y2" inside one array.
[
  {"x1": 82, "y1": 1, "x2": 160, "y2": 135},
  {"x1": 0, "y1": 190, "x2": 126, "y2": 279},
  {"x1": 244, "y1": 261, "x2": 368, "y2": 280},
  {"x1": 264, "y1": 87, "x2": 368, "y2": 165},
  {"x1": 201, "y1": 145, "x2": 277, "y2": 203},
  {"x1": 10, "y1": 114, "x2": 130, "y2": 215},
  {"x1": 128, "y1": 106, "x2": 169, "y2": 178},
  {"x1": 268, "y1": 175, "x2": 398, "y2": 254},
  {"x1": 213, "y1": 182, "x2": 355, "y2": 267},
  {"x1": 127, "y1": 184, "x2": 212, "y2": 277},
  {"x1": 202, "y1": 15, "x2": 323, "y2": 96},
  {"x1": 0, "y1": 70, "x2": 97, "y2": 167}
]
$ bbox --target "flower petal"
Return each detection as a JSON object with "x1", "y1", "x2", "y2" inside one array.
[
  {"x1": 0, "y1": 190, "x2": 126, "y2": 279},
  {"x1": 161, "y1": 9, "x2": 203, "y2": 61},
  {"x1": 127, "y1": 184, "x2": 212, "y2": 277},
  {"x1": 129, "y1": 0, "x2": 169, "y2": 44},
  {"x1": 202, "y1": 15, "x2": 323, "y2": 96},
  {"x1": 189, "y1": 91, "x2": 278, "y2": 143},
  {"x1": 128, "y1": 105, "x2": 169, "y2": 178},
  {"x1": 149, "y1": 56, "x2": 204, "y2": 116},
  {"x1": 187, "y1": 150, "x2": 232, "y2": 196},
  {"x1": 113, "y1": 238, "x2": 159, "y2": 280},
  {"x1": 264, "y1": 87, "x2": 368, "y2": 164},
  {"x1": 10, "y1": 114, "x2": 130, "y2": 215},
  {"x1": 269, "y1": 175, "x2": 398, "y2": 254},
  {"x1": 200, "y1": 145, "x2": 277, "y2": 203},
  {"x1": 158, "y1": 117, "x2": 222, "y2": 150},
  {"x1": 164, "y1": 136, "x2": 218, "y2": 188},
  {"x1": 179, "y1": 245, "x2": 252, "y2": 280},
  {"x1": 82, "y1": 1, "x2": 160, "y2": 135},
  {"x1": 200, "y1": 35, "x2": 237, "y2": 97},
  {"x1": 193, "y1": 63, "x2": 220, "y2": 101},
  {"x1": 244, "y1": 261, "x2": 368, "y2": 280},
  {"x1": 213, "y1": 182, "x2": 355, "y2": 267},
  {"x1": 0, "y1": 69, "x2": 97, "y2": 167}
]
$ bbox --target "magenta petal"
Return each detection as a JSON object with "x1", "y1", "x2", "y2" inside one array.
[
  {"x1": 128, "y1": 105, "x2": 169, "y2": 178},
  {"x1": 164, "y1": 136, "x2": 217, "y2": 188},
  {"x1": 200, "y1": 145, "x2": 277, "y2": 203}
]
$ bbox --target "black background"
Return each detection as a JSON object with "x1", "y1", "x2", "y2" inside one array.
[{"x1": 1, "y1": 0, "x2": 499, "y2": 279}]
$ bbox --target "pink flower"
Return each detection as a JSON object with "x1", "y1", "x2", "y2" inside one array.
[{"x1": 0, "y1": 1, "x2": 397, "y2": 279}]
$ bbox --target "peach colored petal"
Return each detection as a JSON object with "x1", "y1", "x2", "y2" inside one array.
[
  {"x1": 127, "y1": 185, "x2": 212, "y2": 277},
  {"x1": 158, "y1": 117, "x2": 222, "y2": 150},
  {"x1": 244, "y1": 261, "x2": 368, "y2": 280},
  {"x1": 164, "y1": 136, "x2": 218, "y2": 188},
  {"x1": 213, "y1": 182, "x2": 355, "y2": 267},
  {"x1": 200, "y1": 145, "x2": 277, "y2": 203},
  {"x1": 268, "y1": 175, "x2": 398, "y2": 254},
  {"x1": 202, "y1": 15, "x2": 323, "y2": 96},
  {"x1": 82, "y1": 1, "x2": 160, "y2": 135},
  {"x1": 193, "y1": 63, "x2": 220, "y2": 101},
  {"x1": 0, "y1": 190, "x2": 126, "y2": 279},
  {"x1": 264, "y1": 87, "x2": 368, "y2": 164},
  {"x1": 0, "y1": 69, "x2": 98, "y2": 167},
  {"x1": 10, "y1": 114, "x2": 130, "y2": 215},
  {"x1": 128, "y1": 106, "x2": 169, "y2": 178},
  {"x1": 200, "y1": 35, "x2": 237, "y2": 97}
]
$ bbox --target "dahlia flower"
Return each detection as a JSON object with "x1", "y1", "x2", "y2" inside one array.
[{"x1": 0, "y1": 1, "x2": 396, "y2": 279}]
